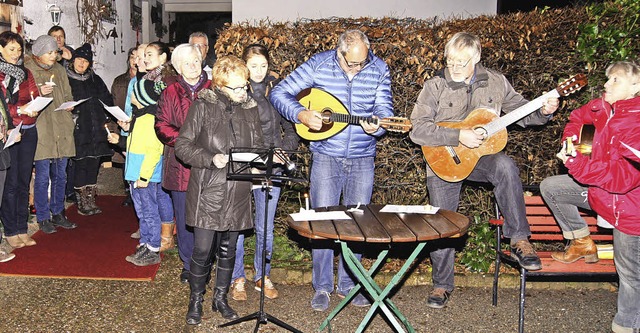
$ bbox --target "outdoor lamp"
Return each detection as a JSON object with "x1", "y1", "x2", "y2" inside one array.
[{"x1": 47, "y1": 3, "x2": 62, "y2": 26}]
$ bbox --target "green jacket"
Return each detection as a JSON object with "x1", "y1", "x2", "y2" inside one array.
[{"x1": 24, "y1": 55, "x2": 75, "y2": 160}]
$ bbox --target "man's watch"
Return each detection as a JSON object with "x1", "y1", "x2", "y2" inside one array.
[{"x1": 139, "y1": 177, "x2": 148, "y2": 182}]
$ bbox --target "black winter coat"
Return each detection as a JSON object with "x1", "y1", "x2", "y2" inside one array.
[
  {"x1": 67, "y1": 68, "x2": 114, "y2": 159},
  {"x1": 175, "y1": 88, "x2": 264, "y2": 231}
]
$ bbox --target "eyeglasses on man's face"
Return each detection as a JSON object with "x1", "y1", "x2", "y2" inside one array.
[
  {"x1": 342, "y1": 53, "x2": 369, "y2": 69},
  {"x1": 224, "y1": 83, "x2": 249, "y2": 94},
  {"x1": 445, "y1": 58, "x2": 472, "y2": 69}
]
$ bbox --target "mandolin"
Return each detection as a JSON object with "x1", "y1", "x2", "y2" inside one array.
[
  {"x1": 295, "y1": 88, "x2": 412, "y2": 141},
  {"x1": 421, "y1": 74, "x2": 588, "y2": 182}
]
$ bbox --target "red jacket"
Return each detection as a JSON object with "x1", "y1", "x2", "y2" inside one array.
[
  {"x1": 564, "y1": 96, "x2": 640, "y2": 236},
  {"x1": 0, "y1": 70, "x2": 40, "y2": 126},
  {"x1": 155, "y1": 74, "x2": 211, "y2": 192}
]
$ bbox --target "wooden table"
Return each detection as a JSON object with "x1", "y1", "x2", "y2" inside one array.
[{"x1": 287, "y1": 204, "x2": 470, "y2": 333}]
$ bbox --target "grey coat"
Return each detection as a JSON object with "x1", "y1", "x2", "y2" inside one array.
[{"x1": 175, "y1": 88, "x2": 263, "y2": 231}]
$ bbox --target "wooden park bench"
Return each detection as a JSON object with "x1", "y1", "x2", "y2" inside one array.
[{"x1": 489, "y1": 194, "x2": 617, "y2": 333}]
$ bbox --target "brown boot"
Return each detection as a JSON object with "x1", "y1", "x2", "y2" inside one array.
[
  {"x1": 75, "y1": 186, "x2": 93, "y2": 216},
  {"x1": 159, "y1": 223, "x2": 175, "y2": 252},
  {"x1": 551, "y1": 235, "x2": 599, "y2": 263},
  {"x1": 85, "y1": 185, "x2": 102, "y2": 215}
]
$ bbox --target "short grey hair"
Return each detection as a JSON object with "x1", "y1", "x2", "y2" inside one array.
[
  {"x1": 444, "y1": 32, "x2": 481, "y2": 64},
  {"x1": 171, "y1": 43, "x2": 202, "y2": 75},
  {"x1": 606, "y1": 61, "x2": 640, "y2": 89},
  {"x1": 188, "y1": 31, "x2": 208, "y2": 45},
  {"x1": 337, "y1": 29, "x2": 370, "y2": 55}
]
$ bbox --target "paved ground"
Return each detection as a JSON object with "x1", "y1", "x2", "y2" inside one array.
[{"x1": 0, "y1": 166, "x2": 620, "y2": 332}]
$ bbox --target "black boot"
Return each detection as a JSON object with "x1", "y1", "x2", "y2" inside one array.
[
  {"x1": 211, "y1": 231, "x2": 239, "y2": 320},
  {"x1": 75, "y1": 186, "x2": 92, "y2": 216},
  {"x1": 186, "y1": 259, "x2": 211, "y2": 325}
]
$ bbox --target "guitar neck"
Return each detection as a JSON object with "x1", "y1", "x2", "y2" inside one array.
[
  {"x1": 331, "y1": 113, "x2": 376, "y2": 125},
  {"x1": 484, "y1": 90, "x2": 560, "y2": 137}
]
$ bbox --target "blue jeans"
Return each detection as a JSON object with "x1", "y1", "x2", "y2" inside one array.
[
  {"x1": 34, "y1": 157, "x2": 68, "y2": 221},
  {"x1": 130, "y1": 182, "x2": 173, "y2": 251},
  {"x1": 1, "y1": 126, "x2": 37, "y2": 236},
  {"x1": 310, "y1": 153, "x2": 374, "y2": 293},
  {"x1": 540, "y1": 175, "x2": 592, "y2": 239},
  {"x1": 427, "y1": 152, "x2": 531, "y2": 291},
  {"x1": 172, "y1": 190, "x2": 194, "y2": 271},
  {"x1": 233, "y1": 185, "x2": 281, "y2": 282},
  {"x1": 613, "y1": 228, "x2": 640, "y2": 331}
]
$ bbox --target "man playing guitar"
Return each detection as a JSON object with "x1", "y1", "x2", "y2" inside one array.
[{"x1": 409, "y1": 32, "x2": 559, "y2": 309}]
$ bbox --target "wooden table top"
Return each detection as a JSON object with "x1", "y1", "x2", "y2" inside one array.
[{"x1": 287, "y1": 204, "x2": 470, "y2": 243}]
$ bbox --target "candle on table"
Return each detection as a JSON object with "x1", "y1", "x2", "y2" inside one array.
[{"x1": 304, "y1": 193, "x2": 309, "y2": 211}]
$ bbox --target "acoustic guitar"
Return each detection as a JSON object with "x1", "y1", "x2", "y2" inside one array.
[
  {"x1": 421, "y1": 74, "x2": 588, "y2": 182},
  {"x1": 565, "y1": 124, "x2": 595, "y2": 157},
  {"x1": 295, "y1": 88, "x2": 412, "y2": 141}
]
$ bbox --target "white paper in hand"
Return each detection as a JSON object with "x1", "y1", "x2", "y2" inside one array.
[
  {"x1": 55, "y1": 97, "x2": 92, "y2": 111},
  {"x1": 3, "y1": 121, "x2": 22, "y2": 149},
  {"x1": 100, "y1": 100, "x2": 131, "y2": 121},
  {"x1": 23, "y1": 97, "x2": 53, "y2": 113}
]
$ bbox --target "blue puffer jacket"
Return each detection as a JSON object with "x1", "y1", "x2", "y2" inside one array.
[{"x1": 270, "y1": 49, "x2": 394, "y2": 158}]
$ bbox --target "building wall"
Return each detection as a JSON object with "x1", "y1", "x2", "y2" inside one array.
[
  {"x1": 232, "y1": 0, "x2": 497, "y2": 23},
  {"x1": 22, "y1": 0, "x2": 170, "y2": 90}
]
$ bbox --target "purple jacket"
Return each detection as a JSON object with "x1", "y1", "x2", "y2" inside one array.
[{"x1": 155, "y1": 74, "x2": 211, "y2": 191}]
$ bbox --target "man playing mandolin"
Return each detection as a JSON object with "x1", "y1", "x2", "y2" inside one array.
[
  {"x1": 270, "y1": 29, "x2": 393, "y2": 312},
  {"x1": 409, "y1": 31, "x2": 559, "y2": 309}
]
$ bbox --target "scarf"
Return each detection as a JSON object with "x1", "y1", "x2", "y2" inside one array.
[
  {"x1": 181, "y1": 72, "x2": 207, "y2": 95},
  {"x1": 66, "y1": 65, "x2": 92, "y2": 81},
  {"x1": 143, "y1": 65, "x2": 165, "y2": 82},
  {"x1": 0, "y1": 54, "x2": 27, "y2": 104}
]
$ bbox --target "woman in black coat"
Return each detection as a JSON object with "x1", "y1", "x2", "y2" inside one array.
[{"x1": 66, "y1": 43, "x2": 113, "y2": 215}]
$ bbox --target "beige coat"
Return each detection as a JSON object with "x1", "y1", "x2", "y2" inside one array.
[{"x1": 24, "y1": 55, "x2": 75, "y2": 160}]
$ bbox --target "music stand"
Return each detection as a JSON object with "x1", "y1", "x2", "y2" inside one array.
[{"x1": 220, "y1": 147, "x2": 306, "y2": 333}]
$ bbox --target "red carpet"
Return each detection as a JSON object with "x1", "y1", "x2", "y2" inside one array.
[{"x1": 0, "y1": 195, "x2": 161, "y2": 281}]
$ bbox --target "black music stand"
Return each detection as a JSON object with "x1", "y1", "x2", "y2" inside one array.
[{"x1": 220, "y1": 147, "x2": 306, "y2": 333}]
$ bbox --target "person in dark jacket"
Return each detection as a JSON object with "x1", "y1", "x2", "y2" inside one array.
[
  {"x1": 48, "y1": 26, "x2": 73, "y2": 68},
  {"x1": 66, "y1": 43, "x2": 114, "y2": 215},
  {"x1": 409, "y1": 32, "x2": 559, "y2": 309},
  {"x1": 270, "y1": 29, "x2": 392, "y2": 311},
  {"x1": 155, "y1": 43, "x2": 211, "y2": 283},
  {"x1": 109, "y1": 47, "x2": 136, "y2": 166},
  {"x1": 175, "y1": 55, "x2": 264, "y2": 325},
  {"x1": 0, "y1": 31, "x2": 29, "y2": 256},
  {"x1": 230, "y1": 43, "x2": 298, "y2": 301}
]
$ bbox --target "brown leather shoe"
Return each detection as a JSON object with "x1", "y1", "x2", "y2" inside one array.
[
  {"x1": 17, "y1": 233, "x2": 37, "y2": 246},
  {"x1": 255, "y1": 276, "x2": 279, "y2": 299},
  {"x1": 551, "y1": 235, "x2": 599, "y2": 263},
  {"x1": 6, "y1": 235, "x2": 25, "y2": 248},
  {"x1": 159, "y1": 223, "x2": 175, "y2": 252},
  {"x1": 231, "y1": 277, "x2": 247, "y2": 301}
]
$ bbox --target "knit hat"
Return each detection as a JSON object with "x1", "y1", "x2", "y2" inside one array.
[
  {"x1": 72, "y1": 43, "x2": 93, "y2": 64},
  {"x1": 32, "y1": 35, "x2": 58, "y2": 57},
  {"x1": 133, "y1": 78, "x2": 162, "y2": 107}
]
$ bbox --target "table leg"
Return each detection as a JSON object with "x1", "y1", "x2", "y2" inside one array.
[
  {"x1": 318, "y1": 243, "x2": 389, "y2": 332},
  {"x1": 319, "y1": 241, "x2": 425, "y2": 333}
]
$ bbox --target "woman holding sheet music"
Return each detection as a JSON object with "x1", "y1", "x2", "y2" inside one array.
[
  {"x1": 65, "y1": 43, "x2": 114, "y2": 215},
  {"x1": 0, "y1": 31, "x2": 34, "y2": 254},
  {"x1": 24, "y1": 34, "x2": 76, "y2": 235}
]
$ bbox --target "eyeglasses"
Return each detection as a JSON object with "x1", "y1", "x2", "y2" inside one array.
[
  {"x1": 224, "y1": 83, "x2": 248, "y2": 94},
  {"x1": 445, "y1": 58, "x2": 472, "y2": 69},
  {"x1": 342, "y1": 53, "x2": 369, "y2": 69}
]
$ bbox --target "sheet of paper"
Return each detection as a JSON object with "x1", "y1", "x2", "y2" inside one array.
[
  {"x1": 23, "y1": 97, "x2": 53, "y2": 113},
  {"x1": 290, "y1": 211, "x2": 352, "y2": 221},
  {"x1": 231, "y1": 152, "x2": 265, "y2": 164},
  {"x1": 100, "y1": 101, "x2": 131, "y2": 121},
  {"x1": 55, "y1": 97, "x2": 91, "y2": 111},
  {"x1": 3, "y1": 121, "x2": 22, "y2": 149},
  {"x1": 379, "y1": 204, "x2": 440, "y2": 214}
]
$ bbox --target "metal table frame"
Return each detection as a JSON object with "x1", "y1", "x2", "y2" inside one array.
[{"x1": 319, "y1": 241, "x2": 426, "y2": 333}]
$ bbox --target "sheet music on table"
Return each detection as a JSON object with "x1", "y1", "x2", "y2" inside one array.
[
  {"x1": 290, "y1": 210, "x2": 352, "y2": 221},
  {"x1": 379, "y1": 204, "x2": 440, "y2": 214}
]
